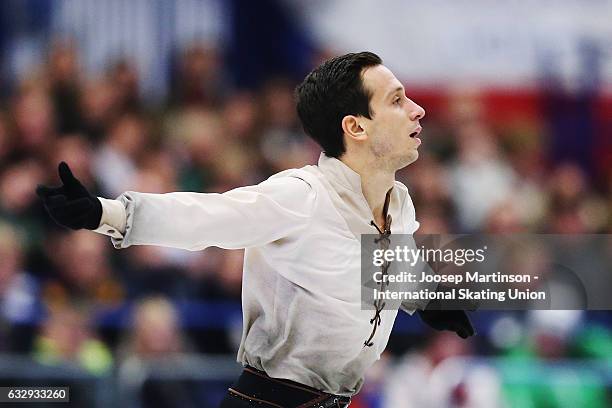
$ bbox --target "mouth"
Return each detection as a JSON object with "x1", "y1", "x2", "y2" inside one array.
[
  {"x1": 409, "y1": 126, "x2": 422, "y2": 138},
  {"x1": 409, "y1": 126, "x2": 422, "y2": 148}
]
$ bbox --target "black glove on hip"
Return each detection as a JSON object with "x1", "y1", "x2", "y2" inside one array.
[
  {"x1": 36, "y1": 162, "x2": 102, "y2": 230},
  {"x1": 417, "y1": 309, "x2": 475, "y2": 339}
]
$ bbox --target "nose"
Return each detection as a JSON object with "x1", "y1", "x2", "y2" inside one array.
[{"x1": 408, "y1": 100, "x2": 425, "y2": 122}]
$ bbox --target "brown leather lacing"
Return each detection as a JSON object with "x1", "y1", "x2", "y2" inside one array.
[{"x1": 364, "y1": 213, "x2": 392, "y2": 348}]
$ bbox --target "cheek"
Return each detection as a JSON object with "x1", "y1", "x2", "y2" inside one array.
[
  {"x1": 370, "y1": 141, "x2": 393, "y2": 158},
  {"x1": 369, "y1": 111, "x2": 394, "y2": 134},
  {"x1": 381, "y1": 109, "x2": 405, "y2": 127},
  {"x1": 369, "y1": 133, "x2": 395, "y2": 158}
]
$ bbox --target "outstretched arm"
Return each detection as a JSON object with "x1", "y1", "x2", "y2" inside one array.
[{"x1": 37, "y1": 163, "x2": 316, "y2": 251}]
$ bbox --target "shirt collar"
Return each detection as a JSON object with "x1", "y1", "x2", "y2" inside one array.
[
  {"x1": 317, "y1": 152, "x2": 395, "y2": 225},
  {"x1": 317, "y1": 152, "x2": 365, "y2": 195}
]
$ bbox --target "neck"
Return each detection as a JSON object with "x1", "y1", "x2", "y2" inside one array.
[{"x1": 340, "y1": 155, "x2": 395, "y2": 228}]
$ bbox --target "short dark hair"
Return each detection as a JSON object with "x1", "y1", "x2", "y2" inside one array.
[{"x1": 295, "y1": 52, "x2": 382, "y2": 158}]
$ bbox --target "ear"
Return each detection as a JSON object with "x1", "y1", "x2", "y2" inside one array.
[{"x1": 341, "y1": 115, "x2": 367, "y2": 141}]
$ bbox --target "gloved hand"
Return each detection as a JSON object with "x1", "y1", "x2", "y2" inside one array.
[
  {"x1": 417, "y1": 309, "x2": 475, "y2": 339},
  {"x1": 36, "y1": 162, "x2": 102, "y2": 230}
]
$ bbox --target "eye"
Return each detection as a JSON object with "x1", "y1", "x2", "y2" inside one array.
[{"x1": 393, "y1": 97, "x2": 402, "y2": 105}]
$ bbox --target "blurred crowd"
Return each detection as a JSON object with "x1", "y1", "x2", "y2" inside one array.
[{"x1": 0, "y1": 40, "x2": 611, "y2": 407}]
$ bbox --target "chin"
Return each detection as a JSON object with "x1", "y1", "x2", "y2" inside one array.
[{"x1": 398, "y1": 151, "x2": 419, "y2": 168}]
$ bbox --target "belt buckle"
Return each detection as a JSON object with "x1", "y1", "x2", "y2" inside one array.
[{"x1": 314, "y1": 396, "x2": 350, "y2": 408}]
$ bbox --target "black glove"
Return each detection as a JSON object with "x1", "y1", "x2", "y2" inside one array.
[
  {"x1": 36, "y1": 162, "x2": 102, "y2": 230},
  {"x1": 417, "y1": 309, "x2": 475, "y2": 339}
]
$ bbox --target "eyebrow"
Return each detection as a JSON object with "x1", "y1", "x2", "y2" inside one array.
[{"x1": 385, "y1": 86, "x2": 405, "y2": 100}]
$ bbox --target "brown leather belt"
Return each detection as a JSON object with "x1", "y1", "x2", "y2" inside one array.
[{"x1": 226, "y1": 366, "x2": 351, "y2": 408}]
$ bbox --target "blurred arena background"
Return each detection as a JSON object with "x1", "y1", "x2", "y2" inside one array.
[{"x1": 0, "y1": 0, "x2": 611, "y2": 407}]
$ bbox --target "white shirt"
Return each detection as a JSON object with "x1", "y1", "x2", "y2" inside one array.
[{"x1": 94, "y1": 153, "x2": 420, "y2": 396}]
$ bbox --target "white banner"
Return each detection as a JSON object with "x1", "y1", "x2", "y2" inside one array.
[{"x1": 294, "y1": 0, "x2": 612, "y2": 91}]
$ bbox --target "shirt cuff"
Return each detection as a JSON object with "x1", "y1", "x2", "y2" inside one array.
[{"x1": 92, "y1": 197, "x2": 127, "y2": 239}]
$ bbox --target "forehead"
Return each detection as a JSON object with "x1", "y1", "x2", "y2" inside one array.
[{"x1": 361, "y1": 64, "x2": 403, "y2": 102}]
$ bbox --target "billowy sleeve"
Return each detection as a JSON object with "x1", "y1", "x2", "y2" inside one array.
[{"x1": 93, "y1": 176, "x2": 316, "y2": 251}]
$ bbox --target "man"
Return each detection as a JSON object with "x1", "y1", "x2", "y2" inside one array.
[{"x1": 38, "y1": 52, "x2": 474, "y2": 407}]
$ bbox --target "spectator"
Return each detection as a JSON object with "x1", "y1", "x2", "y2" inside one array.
[
  {"x1": 448, "y1": 119, "x2": 517, "y2": 232},
  {"x1": 119, "y1": 296, "x2": 188, "y2": 359},
  {"x1": 165, "y1": 107, "x2": 224, "y2": 192},
  {"x1": 92, "y1": 113, "x2": 149, "y2": 197},
  {"x1": 499, "y1": 311, "x2": 609, "y2": 407},
  {"x1": 32, "y1": 302, "x2": 113, "y2": 375},
  {"x1": 42, "y1": 230, "x2": 124, "y2": 307},
  {"x1": 47, "y1": 39, "x2": 83, "y2": 134},
  {"x1": 169, "y1": 44, "x2": 225, "y2": 108},
  {"x1": 0, "y1": 222, "x2": 40, "y2": 353},
  {"x1": 11, "y1": 84, "x2": 56, "y2": 161},
  {"x1": 117, "y1": 297, "x2": 200, "y2": 407},
  {"x1": 383, "y1": 332, "x2": 501, "y2": 408}
]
